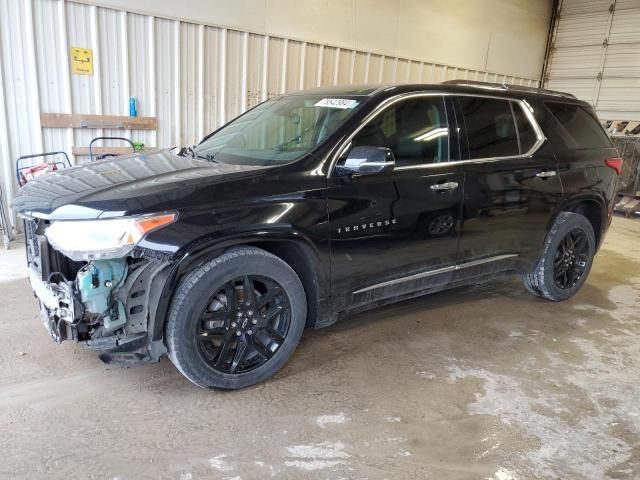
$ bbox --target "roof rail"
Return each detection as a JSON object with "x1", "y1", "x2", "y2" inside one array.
[
  {"x1": 442, "y1": 80, "x2": 507, "y2": 91},
  {"x1": 442, "y1": 79, "x2": 577, "y2": 99}
]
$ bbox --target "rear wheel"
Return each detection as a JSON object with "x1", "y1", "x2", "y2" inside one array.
[
  {"x1": 166, "y1": 247, "x2": 306, "y2": 389},
  {"x1": 523, "y1": 212, "x2": 596, "y2": 301}
]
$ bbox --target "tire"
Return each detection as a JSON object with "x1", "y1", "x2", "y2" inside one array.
[
  {"x1": 523, "y1": 212, "x2": 596, "y2": 301},
  {"x1": 166, "y1": 246, "x2": 306, "y2": 389}
]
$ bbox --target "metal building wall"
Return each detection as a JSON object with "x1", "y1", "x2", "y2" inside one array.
[
  {"x1": 0, "y1": 0, "x2": 540, "y2": 214},
  {"x1": 544, "y1": 0, "x2": 640, "y2": 121}
]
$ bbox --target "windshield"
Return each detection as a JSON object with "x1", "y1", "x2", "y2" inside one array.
[{"x1": 194, "y1": 95, "x2": 363, "y2": 165}]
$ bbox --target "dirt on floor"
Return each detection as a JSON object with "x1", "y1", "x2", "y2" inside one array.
[{"x1": 1, "y1": 217, "x2": 640, "y2": 480}]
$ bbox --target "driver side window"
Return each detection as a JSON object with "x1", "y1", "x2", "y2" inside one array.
[{"x1": 351, "y1": 96, "x2": 450, "y2": 167}]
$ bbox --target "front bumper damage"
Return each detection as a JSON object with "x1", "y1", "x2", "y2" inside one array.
[{"x1": 25, "y1": 218, "x2": 171, "y2": 365}]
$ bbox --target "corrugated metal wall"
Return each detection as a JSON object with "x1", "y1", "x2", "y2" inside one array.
[
  {"x1": 544, "y1": 0, "x2": 640, "y2": 121},
  {"x1": 0, "y1": 0, "x2": 540, "y2": 215}
]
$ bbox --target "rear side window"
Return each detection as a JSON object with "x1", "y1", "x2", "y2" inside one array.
[
  {"x1": 513, "y1": 104, "x2": 538, "y2": 153},
  {"x1": 458, "y1": 97, "x2": 519, "y2": 158},
  {"x1": 545, "y1": 102, "x2": 612, "y2": 150}
]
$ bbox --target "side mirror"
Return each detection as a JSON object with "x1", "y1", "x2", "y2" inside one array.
[{"x1": 337, "y1": 146, "x2": 395, "y2": 176}]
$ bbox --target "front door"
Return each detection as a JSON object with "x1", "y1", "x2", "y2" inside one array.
[{"x1": 327, "y1": 95, "x2": 464, "y2": 312}]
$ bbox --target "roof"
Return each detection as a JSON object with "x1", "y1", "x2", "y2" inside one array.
[{"x1": 291, "y1": 81, "x2": 582, "y2": 103}]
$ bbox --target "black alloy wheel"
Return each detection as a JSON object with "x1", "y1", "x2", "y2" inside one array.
[
  {"x1": 166, "y1": 246, "x2": 307, "y2": 389},
  {"x1": 523, "y1": 212, "x2": 595, "y2": 301},
  {"x1": 553, "y1": 228, "x2": 589, "y2": 290},
  {"x1": 196, "y1": 275, "x2": 290, "y2": 374}
]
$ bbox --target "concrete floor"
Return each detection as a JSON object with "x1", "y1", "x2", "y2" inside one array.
[{"x1": 1, "y1": 217, "x2": 640, "y2": 480}]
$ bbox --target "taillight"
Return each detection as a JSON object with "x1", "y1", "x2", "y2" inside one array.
[{"x1": 604, "y1": 157, "x2": 623, "y2": 175}]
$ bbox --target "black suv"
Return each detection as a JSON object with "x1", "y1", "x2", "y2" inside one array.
[{"x1": 12, "y1": 81, "x2": 621, "y2": 389}]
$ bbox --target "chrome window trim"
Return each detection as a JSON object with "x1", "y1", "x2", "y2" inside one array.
[
  {"x1": 352, "y1": 253, "x2": 518, "y2": 295},
  {"x1": 328, "y1": 92, "x2": 546, "y2": 177}
]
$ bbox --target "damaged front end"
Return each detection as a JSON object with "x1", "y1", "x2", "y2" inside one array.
[{"x1": 25, "y1": 217, "x2": 172, "y2": 365}]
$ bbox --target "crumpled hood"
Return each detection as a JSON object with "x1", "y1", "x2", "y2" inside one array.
[{"x1": 11, "y1": 149, "x2": 265, "y2": 220}]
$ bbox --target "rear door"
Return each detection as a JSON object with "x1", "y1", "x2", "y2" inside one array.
[
  {"x1": 542, "y1": 102, "x2": 620, "y2": 230},
  {"x1": 455, "y1": 96, "x2": 564, "y2": 277},
  {"x1": 327, "y1": 94, "x2": 464, "y2": 312}
]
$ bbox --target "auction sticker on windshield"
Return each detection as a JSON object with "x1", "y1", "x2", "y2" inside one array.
[{"x1": 314, "y1": 98, "x2": 359, "y2": 109}]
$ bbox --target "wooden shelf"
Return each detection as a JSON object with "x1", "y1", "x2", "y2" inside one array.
[{"x1": 41, "y1": 113, "x2": 156, "y2": 130}]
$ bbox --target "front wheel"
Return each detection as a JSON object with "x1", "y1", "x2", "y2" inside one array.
[
  {"x1": 523, "y1": 212, "x2": 596, "y2": 301},
  {"x1": 166, "y1": 247, "x2": 306, "y2": 389}
]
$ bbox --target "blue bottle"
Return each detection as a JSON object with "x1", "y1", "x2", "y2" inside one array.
[{"x1": 129, "y1": 96, "x2": 137, "y2": 117}]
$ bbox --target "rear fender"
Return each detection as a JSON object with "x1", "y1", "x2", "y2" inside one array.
[{"x1": 549, "y1": 193, "x2": 608, "y2": 249}]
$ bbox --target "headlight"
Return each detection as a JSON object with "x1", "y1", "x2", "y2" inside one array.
[{"x1": 44, "y1": 213, "x2": 176, "y2": 261}]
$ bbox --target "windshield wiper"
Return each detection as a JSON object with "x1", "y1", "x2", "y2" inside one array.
[
  {"x1": 198, "y1": 153, "x2": 219, "y2": 163},
  {"x1": 175, "y1": 145, "x2": 197, "y2": 158},
  {"x1": 176, "y1": 145, "x2": 219, "y2": 163}
]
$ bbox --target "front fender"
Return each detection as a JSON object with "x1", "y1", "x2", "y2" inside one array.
[{"x1": 148, "y1": 228, "x2": 330, "y2": 341}]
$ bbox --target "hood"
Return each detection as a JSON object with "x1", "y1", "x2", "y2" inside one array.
[{"x1": 11, "y1": 149, "x2": 265, "y2": 220}]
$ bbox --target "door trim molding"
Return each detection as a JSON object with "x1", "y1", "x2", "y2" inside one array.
[{"x1": 352, "y1": 253, "x2": 518, "y2": 295}]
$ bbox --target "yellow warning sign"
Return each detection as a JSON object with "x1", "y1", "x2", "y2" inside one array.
[{"x1": 70, "y1": 47, "x2": 93, "y2": 75}]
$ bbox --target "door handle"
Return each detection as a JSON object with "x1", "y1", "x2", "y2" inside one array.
[
  {"x1": 430, "y1": 181, "x2": 459, "y2": 191},
  {"x1": 536, "y1": 170, "x2": 557, "y2": 178}
]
